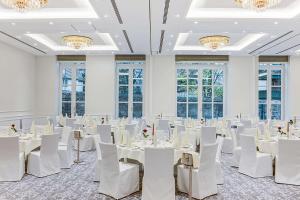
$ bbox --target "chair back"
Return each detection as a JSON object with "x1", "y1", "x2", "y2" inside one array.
[
  {"x1": 93, "y1": 135, "x2": 102, "y2": 160},
  {"x1": 125, "y1": 123, "x2": 137, "y2": 138},
  {"x1": 243, "y1": 128, "x2": 258, "y2": 136},
  {"x1": 66, "y1": 118, "x2": 76, "y2": 128},
  {"x1": 240, "y1": 135, "x2": 257, "y2": 162},
  {"x1": 216, "y1": 136, "x2": 224, "y2": 162},
  {"x1": 277, "y1": 139, "x2": 300, "y2": 170},
  {"x1": 97, "y1": 124, "x2": 112, "y2": 143},
  {"x1": 199, "y1": 143, "x2": 218, "y2": 170},
  {"x1": 176, "y1": 125, "x2": 185, "y2": 135},
  {"x1": 257, "y1": 122, "x2": 265, "y2": 136},
  {"x1": 241, "y1": 119, "x2": 252, "y2": 128},
  {"x1": 0, "y1": 136, "x2": 19, "y2": 163},
  {"x1": 200, "y1": 126, "x2": 216, "y2": 145},
  {"x1": 157, "y1": 119, "x2": 170, "y2": 132},
  {"x1": 144, "y1": 148, "x2": 174, "y2": 179},
  {"x1": 61, "y1": 127, "x2": 72, "y2": 144},
  {"x1": 40, "y1": 134, "x2": 60, "y2": 156},
  {"x1": 99, "y1": 143, "x2": 120, "y2": 176}
]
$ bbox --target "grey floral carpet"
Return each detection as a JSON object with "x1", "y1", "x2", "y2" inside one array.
[{"x1": 0, "y1": 151, "x2": 299, "y2": 200}]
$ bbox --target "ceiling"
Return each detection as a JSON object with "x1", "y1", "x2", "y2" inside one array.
[{"x1": 0, "y1": 0, "x2": 300, "y2": 56}]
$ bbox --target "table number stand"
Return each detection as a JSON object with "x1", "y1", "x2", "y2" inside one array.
[
  {"x1": 74, "y1": 130, "x2": 83, "y2": 164},
  {"x1": 182, "y1": 153, "x2": 194, "y2": 200}
]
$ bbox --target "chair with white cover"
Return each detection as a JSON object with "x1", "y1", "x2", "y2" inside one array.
[
  {"x1": 239, "y1": 135, "x2": 272, "y2": 178},
  {"x1": 275, "y1": 139, "x2": 300, "y2": 185},
  {"x1": 176, "y1": 124, "x2": 185, "y2": 135},
  {"x1": 216, "y1": 136, "x2": 224, "y2": 184},
  {"x1": 241, "y1": 119, "x2": 252, "y2": 128},
  {"x1": 178, "y1": 143, "x2": 218, "y2": 199},
  {"x1": 66, "y1": 118, "x2": 76, "y2": 129},
  {"x1": 58, "y1": 129, "x2": 73, "y2": 168},
  {"x1": 73, "y1": 133, "x2": 94, "y2": 152},
  {"x1": 93, "y1": 135, "x2": 102, "y2": 182},
  {"x1": 28, "y1": 134, "x2": 61, "y2": 177},
  {"x1": 59, "y1": 126, "x2": 72, "y2": 146},
  {"x1": 157, "y1": 119, "x2": 170, "y2": 132},
  {"x1": 0, "y1": 136, "x2": 24, "y2": 181},
  {"x1": 222, "y1": 128, "x2": 233, "y2": 154},
  {"x1": 230, "y1": 128, "x2": 242, "y2": 167},
  {"x1": 125, "y1": 123, "x2": 137, "y2": 139},
  {"x1": 99, "y1": 142, "x2": 139, "y2": 199},
  {"x1": 200, "y1": 126, "x2": 216, "y2": 145},
  {"x1": 97, "y1": 124, "x2": 112, "y2": 143},
  {"x1": 243, "y1": 128, "x2": 258, "y2": 136},
  {"x1": 142, "y1": 148, "x2": 175, "y2": 200}
]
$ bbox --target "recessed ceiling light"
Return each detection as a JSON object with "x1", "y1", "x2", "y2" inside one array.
[
  {"x1": 170, "y1": 34, "x2": 174, "y2": 38},
  {"x1": 103, "y1": 14, "x2": 109, "y2": 18},
  {"x1": 88, "y1": 21, "x2": 92, "y2": 25},
  {"x1": 194, "y1": 21, "x2": 198, "y2": 24},
  {"x1": 26, "y1": 31, "x2": 30, "y2": 34},
  {"x1": 33, "y1": 43, "x2": 37, "y2": 46},
  {"x1": 274, "y1": 21, "x2": 279, "y2": 25},
  {"x1": 11, "y1": 22, "x2": 16, "y2": 26},
  {"x1": 114, "y1": 34, "x2": 119, "y2": 38},
  {"x1": 49, "y1": 21, "x2": 54, "y2": 25},
  {"x1": 112, "y1": 51, "x2": 114, "y2": 54},
  {"x1": 234, "y1": 21, "x2": 238, "y2": 25},
  {"x1": 175, "y1": 14, "x2": 180, "y2": 18},
  {"x1": 189, "y1": 30, "x2": 193, "y2": 33},
  {"x1": 60, "y1": 31, "x2": 65, "y2": 34},
  {"x1": 242, "y1": 30, "x2": 246, "y2": 33},
  {"x1": 224, "y1": 31, "x2": 229, "y2": 34}
]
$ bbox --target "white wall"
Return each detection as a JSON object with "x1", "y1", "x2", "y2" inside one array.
[
  {"x1": 0, "y1": 41, "x2": 36, "y2": 119},
  {"x1": 34, "y1": 56, "x2": 58, "y2": 116},
  {"x1": 227, "y1": 56, "x2": 257, "y2": 118},
  {"x1": 85, "y1": 55, "x2": 115, "y2": 116},
  {"x1": 287, "y1": 56, "x2": 300, "y2": 118}
]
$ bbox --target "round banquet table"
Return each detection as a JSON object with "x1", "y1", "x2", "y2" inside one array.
[{"x1": 117, "y1": 140, "x2": 200, "y2": 168}]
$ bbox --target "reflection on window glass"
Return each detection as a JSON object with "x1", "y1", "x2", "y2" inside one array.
[
  {"x1": 203, "y1": 103, "x2": 212, "y2": 119},
  {"x1": 177, "y1": 103, "x2": 187, "y2": 118},
  {"x1": 119, "y1": 103, "x2": 128, "y2": 118},
  {"x1": 271, "y1": 104, "x2": 281, "y2": 120},
  {"x1": 188, "y1": 103, "x2": 198, "y2": 119},
  {"x1": 62, "y1": 102, "x2": 71, "y2": 117},
  {"x1": 133, "y1": 103, "x2": 142, "y2": 118}
]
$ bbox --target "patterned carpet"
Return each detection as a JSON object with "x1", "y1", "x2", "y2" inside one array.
[{"x1": 0, "y1": 150, "x2": 300, "y2": 200}]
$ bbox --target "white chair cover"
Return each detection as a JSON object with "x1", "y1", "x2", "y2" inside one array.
[
  {"x1": 59, "y1": 126, "x2": 72, "y2": 146},
  {"x1": 28, "y1": 134, "x2": 61, "y2": 177},
  {"x1": 0, "y1": 136, "x2": 24, "y2": 181},
  {"x1": 142, "y1": 148, "x2": 175, "y2": 200},
  {"x1": 275, "y1": 139, "x2": 300, "y2": 185},
  {"x1": 216, "y1": 136, "x2": 224, "y2": 184},
  {"x1": 241, "y1": 119, "x2": 252, "y2": 128},
  {"x1": 58, "y1": 129, "x2": 73, "y2": 168},
  {"x1": 230, "y1": 128, "x2": 241, "y2": 167},
  {"x1": 99, "y1": 143, "x2": 139, "y2": 199},
  {"x1": 243, "y1": 128, "x2": 258, "y2": 136},
  {"x1": 66, "y1": 118, "x2": 76, "y2": 129},
  {"x1": 97, "y1": 124, "x2": 112, "y2": 143},
  {"x1": 157, "y1": 119, "x2": 170, "y2": 132},
  {"x1": 93, "y1": 135, "x2": 102, "y2": 182},
  {"x1": 200, "y1": 126, "x2": 216, "y2": 145},
  {"x1": 125, "y1": 123, "x2": 137, "y2": 139},
  {"x1": 178, "y1": 143, "x2": 218, "y2": 199},
  {"x1": 176, "y1": 125, "x2": 186, "y2": 135},
  {"x1": 239, "y1": 135, "x2": 272, "y2": 178}
]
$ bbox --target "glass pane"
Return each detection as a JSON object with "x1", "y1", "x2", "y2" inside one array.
[
  {"x1": 133, "y1": 103, "x2": 143, "y2": 118},
  {"x1": 259, "y1": 104, "x2": 267, "y2": 120},
  {"x1": 203, "y1": 69, "x2": 212, "y2": 79},
  {"x1": 119, "y1": 68, "x2": 129, "y2": 74},
  {"x1": 76, "y1": 69, "x2": 85, "y2": 85},
  {"x1": 259, "y1": 69, "x2": 267, "y2": 104},
  {"x1": 271, "y1": 87, "x2": 281, "y2": 103},
  {"x1": 119, "y1": 75, "x2": 129, "y2": 85},
  {"x1": 213, "y1": 104, "x2": 223, "y2": 118},
  {"x1": 177, "y1": 69, "x2": 187, "y2": 78},
  {"x1": 213, "y1": 86, "x2": 223, "y2": 102},
  {"x1": 188, "y1": 79, "x2": 198, "y2": 85},
  {"x1": 119, "y1": 103, "x2": 128, "y2": 118},
  {"x1": 76, "y1": 85, "x2": 85, "y2": 101},
  {"x1": 62, "y1": 85, "x2": 72, "y2": 101},
  {"x1": 133, "y1": 86, "x2": 143, "y2": 102},
  {"x1": 62, "y1": 68, "x2": 72, "y2": 85},
  {"x1": 177, "y1": 79, "x2": 187, "y2": 85},
  {"x1": 272, "y1": 70, "x2": 281, "y2": 86},
  {"x1": 189, "y1": 69, "x2": 198, "y2": 78},
  {"x1": 177, "y1": 86, "x2": 187, "y2": 102},
  {"x1": 188, "y1": 104, "x2": 198, "y2": 119},
  {"x1": 62, "y1": 102, "x2": 71, "y2": 118},
  {"x1": 119, "y1": 86, "x2": 128, "y2": 102},
  {"x1": 202, "y1": 103, "x2": 212, "y2": 119},
  {"x1": 271, "y1": 104, "x2": 281, "y2": 120},
  {"x1": 177, "y1": 103, "x2": 187, "y2": 118},
  {"x1": 133, "y1": 69, "x2": 143, "y2": 78},
  {"x1": 202, "y1": 79, "x2": 212, "y2": 86},
  {"x1": 213, "y1": 69, "x2": 224, "y2": 85},
  {"x1": 202, "y1": 86, "x2": 212, "y2": 102},
  {"x1": 76, "y1": 102, "x2": 85, "y2": 116},
  {"x1": 188, "y1": 86, "x2": 198, "y2": 102},
  {"x1": 133, "y1": 79, "x2": 143, "y2": 85}
]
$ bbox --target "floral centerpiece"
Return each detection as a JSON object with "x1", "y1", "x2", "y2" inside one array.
[{"x1": 142, "y1": 128, "x2": 149, "y2": 138}]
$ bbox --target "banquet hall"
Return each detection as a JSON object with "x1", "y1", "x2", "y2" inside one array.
[{"x1": 1, "y1": 0, "x2": 300, "y2": 200}]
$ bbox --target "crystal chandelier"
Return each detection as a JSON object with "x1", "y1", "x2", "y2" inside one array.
[
  {"x1": 63, "y1": 35, "x2": 93, "y2": 50},
  {"x1": 1, "y1": 0, "x2": 48, "y2": 12},
  {"x1": 199, "y1": 35, "x2": 230, "y2": 50},
  {"x1": 234, "y1": 0, "x2": 282, "y2": 11}
]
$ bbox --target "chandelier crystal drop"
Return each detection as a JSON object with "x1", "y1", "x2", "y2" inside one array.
[
  {"x1": 199, "y1": 35, "x2": 230, "y2": 50},
  {"x1": 234, "y1": 0, "x2": 282, "y2": 11},
  {"x1": 63, "y1": 35, "x2": 93, "y2": 50},
  {"x1": 1, "y1": 0, "x2": 48, "y2": 12}
]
